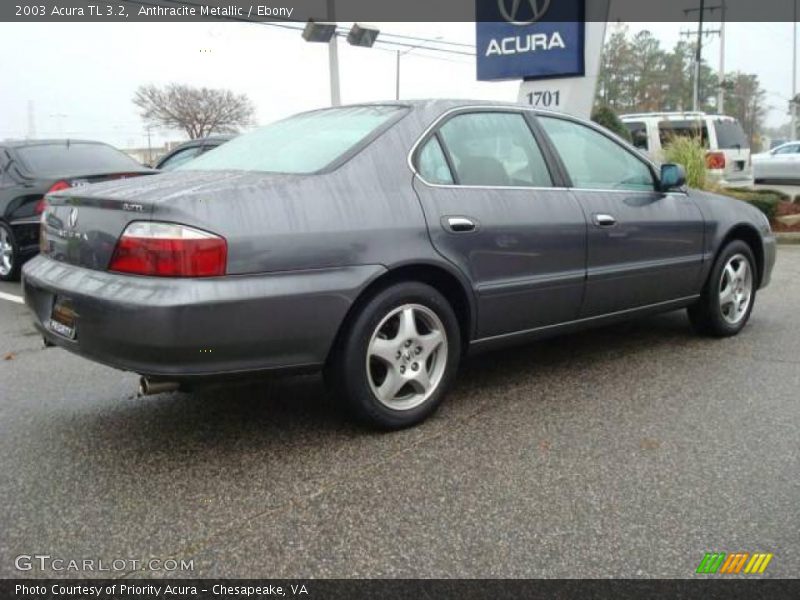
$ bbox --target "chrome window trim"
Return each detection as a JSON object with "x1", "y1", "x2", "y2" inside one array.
[{"x1": 407, "y1": 104, "x2": 687, "y2": 196}]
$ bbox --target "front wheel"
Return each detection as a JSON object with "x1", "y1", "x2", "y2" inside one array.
[
  {"x1": 688, "y1": 240, "x2": 757, "y2": 337},
  {"x1": 0, "y1": 222, "x2": 20, "y2": 282},
  {"x1": 328, "y1": 281, "x2": 461, "y2": 429}
]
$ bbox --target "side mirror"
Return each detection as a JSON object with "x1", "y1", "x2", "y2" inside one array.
[{"x1": 660, "y1": 163, "x2": 686, "y2": 191}]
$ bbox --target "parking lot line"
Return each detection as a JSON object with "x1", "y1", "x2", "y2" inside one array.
[{"x1": 0, "y1": 291, "x2": 24, "y2": 304}]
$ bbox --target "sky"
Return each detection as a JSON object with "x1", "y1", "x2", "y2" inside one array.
[{"x1": 0, "y1": 20, "x2": 795, "y2": 149}]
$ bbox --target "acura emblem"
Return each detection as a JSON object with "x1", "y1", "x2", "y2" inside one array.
[
  {"x1": 497, "y1": 0, "x2": 551, "y2": 25},
  {"x1": 68, "y1": 208, "x2": 78, "y2": 229}
]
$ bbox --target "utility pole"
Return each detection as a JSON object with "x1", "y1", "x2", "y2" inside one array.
[
  {"x1": 693, "y1": 0, "x2": 705, "y2": 111},
  {"x1": 792, "y1": 0, "x2": 797, "y2": 140},
  {"x1": 683, "y1": 2, "x2": 723, "y2": 112},
  {"x1": 718, "y1": 3, "x2": 726, "y2": 114},
  {"x1": 395, "y1": 37, "x2": 443, "y2": 100},
  {"x1": 327, "y1": 0, "x2": 341, "y2": 106}
]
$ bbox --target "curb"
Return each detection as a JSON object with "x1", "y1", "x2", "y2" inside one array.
[{"x1": 775, "y1": 232, "x2": 800, "y2": 245}]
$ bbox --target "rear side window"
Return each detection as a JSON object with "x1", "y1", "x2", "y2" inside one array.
[
  {"x1": 417, "y1": 137, "x2": 454, "y2": 185},
  {"x1": 658, "y1": 120, "x2": 709, "y2": 148},
  {"x1": 714, "y1": 120, "x2": 748, "y2": 149},
  {"x1": 625, "y1": 122, "x2": 649, "y2": 150},
  {"x1": 159, "y1": 146, "x2": 203, "y2": 171},
  {"x1": 540, "y1": 116, "x2": 656, "y2": 192},
  {"x1": 436, "y1": 112, "x2": 552, "y2": 187},
  {"x1": 182, "y1": 105, "x2": 406, "y2": 174},
  {"x1": 16, "y1": 143, "x2": 142, "y2": 175}
]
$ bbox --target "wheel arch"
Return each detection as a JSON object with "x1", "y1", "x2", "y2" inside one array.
[
  {"x1": 326, "y1": 261, "x2": 476, "y2": 365},
  {"x1": 718, "y1": 223, "x2": 764, "y2": 288}
]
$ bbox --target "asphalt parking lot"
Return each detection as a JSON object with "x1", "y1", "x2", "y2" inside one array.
[{"x1": 1, "y1": 248, "x2": 799, "y2": 579}]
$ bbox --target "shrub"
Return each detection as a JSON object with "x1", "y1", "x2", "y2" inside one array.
[
  {"x1": 591, "y1": 105, "x2": 631, "y2": 142},
  {"x1": 662, "y1": 136, "x2": 706, "y2": 189},
  {"x1": 744, "y1": 197, "x2": 780, "y2": 219},
  {"x1": 717, "y1": 187, "x2": 782, "y2": 219}
]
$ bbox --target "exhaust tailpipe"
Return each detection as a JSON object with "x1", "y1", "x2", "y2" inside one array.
[{"x1": 139, "y1": 377, "x2": 180, "y2": 396}]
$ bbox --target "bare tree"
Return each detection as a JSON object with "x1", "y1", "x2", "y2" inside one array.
[{"x1": 133, "y1": 83, "x2": 255, "y2": 139}]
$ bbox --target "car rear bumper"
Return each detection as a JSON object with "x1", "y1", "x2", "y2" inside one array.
[{"x1": 22, "y1": 256, "x2": 384, "y2": 379}]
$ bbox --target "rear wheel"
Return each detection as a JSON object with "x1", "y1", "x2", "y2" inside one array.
[
  {"x1": 0, "y1": 222, "x2": 20, "y2": 282},
  {"x1": 688, "y1": 240, "x2": 756, "y2": 337},
  {"x1": 328, "y1": 281, "x2": 461, "y2": 429}
]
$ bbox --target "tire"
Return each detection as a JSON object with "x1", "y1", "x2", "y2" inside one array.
[
  {"x1": 0, "y1": 222, "x2": 20, "y2": 282},
  {"x1": 327, "y1": 281, "x2": 461, "y2": 429},
  {"x1": 688, "y1": 240, "x2": 757, "y2": 337}
]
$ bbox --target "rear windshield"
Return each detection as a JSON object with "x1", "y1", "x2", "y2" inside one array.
[
  {"x1": 16, "y1": 142, "x2": 142, "y2": 175},
  {"x1": 714, "y1": 119, "x2": 748, "y2": 149},
  {"x1": 658, "y1": 120, "x2": 709, "y2": 148},
  {"x1": 181, "y1": 105, "x2": 407, "y2": 174}
]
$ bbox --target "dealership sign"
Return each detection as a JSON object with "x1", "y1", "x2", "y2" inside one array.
[
  {"x1": 476, "y1": 0, "x2": 609, "y2": 119},
  {"x1": 476, "y1": 0, "x2": 585, "y2": 81}
]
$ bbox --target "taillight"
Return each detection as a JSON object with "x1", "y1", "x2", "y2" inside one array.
[
  {"x1": 706, "y1": 152, "x2": 726, "y2": 170},
  {"x1": 108, "y1": 222, "x2": 227, "y2": 277},
  {"x1": 36, "y1": 180, "x2": 70, "y2": 214}
]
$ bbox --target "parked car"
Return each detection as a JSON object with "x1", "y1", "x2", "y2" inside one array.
[
  {"x1": 620, "y1": 112, "x2": 754, "y2": 188},
  {"x1": 23, "y1": 101, "x2": 775, "y2": 429},
  {"x1": 752, "y1": 141, "x2": 800, "y2": 182},
  {"x1": 0, "y1": 139, "x2": 153, "y2": 281},
  {"x1": 154, "y1": 135, "x2": 234, "y2": 170}
]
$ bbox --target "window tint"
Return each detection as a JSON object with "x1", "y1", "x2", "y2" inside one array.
[
  {"x1": 540, "y1": 117, "x2": 656, "y2": 192},
  {"x1": 625, "y1": 122, "x2": 649, "y2": 150},
  {"x1": 16, "y1": 143, "x2": 142, "y2": 175},
  {"x1": 714, "y1": 119, "x2": 748, "y2": 149},
  {"x1": 182, "y1": 105, "x2": 406, "y2": 174},
  {"x1": 658, "y1": 120, "x2": 709, "y2": 148},
  {"x1": 159, "y1": 146, "x2": 203, "y2": 171},
  {"x1": 437, "y1": 112, "x2": 552, "y2": 187},
  {"x1": 417, "y1": 137, "x2": 454, "y2": 184}
]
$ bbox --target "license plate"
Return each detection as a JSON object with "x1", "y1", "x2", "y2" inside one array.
[{"x1": 49, "y1": 296, "x2": 77, "y2": 340}]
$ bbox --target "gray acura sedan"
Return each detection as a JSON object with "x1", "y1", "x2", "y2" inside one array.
[{"x1": 23, "y1": 100, "x2": 776, "y2": 429}]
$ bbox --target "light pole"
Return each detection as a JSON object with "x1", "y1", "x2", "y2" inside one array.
[
  {"x1": 792, "y1": 0, "x2": 798, "y2": 139},
  {"x1": 395, "y1": 37, "x2": 443, "y2": 100},
  {"x1": 327, "y1": 0, "x2": 340, "y2": 106}
]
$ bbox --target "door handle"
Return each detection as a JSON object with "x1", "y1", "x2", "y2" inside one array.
[
  {"x1": 592, "y1": 213, "x2": 617, "y2": 228},
  {"x1": 444, "y1": 216, "x2": 478, "y2": 233}
]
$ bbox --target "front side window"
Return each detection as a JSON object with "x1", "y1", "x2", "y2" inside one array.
[
  {"x1": 158, "y1": 146, "x2": 203, "y2": 171},
  {"x1": 539, "y1": 116, "x2": 656, "y2": 192},
  {"x1": 775, "y1": 144, "x2": 800, "y2": 155},
  {"x1": 436, "y1": 112, "x2": 552, "y2": 187},
  {"x1": 181, "y1": 105, "x2": 406, "y2": 174}
]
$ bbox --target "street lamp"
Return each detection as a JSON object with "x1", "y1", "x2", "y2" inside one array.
[
  {"x1": 301, "y1": 11, "x2": 380, "y2": 107},
  {"x1": 395, "y1": 37, "x2": 443, "y2": 100}
]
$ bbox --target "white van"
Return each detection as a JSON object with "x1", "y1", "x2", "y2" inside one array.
[{"x1": 620, "y1": 112, "x2": 754, "y2": 188}]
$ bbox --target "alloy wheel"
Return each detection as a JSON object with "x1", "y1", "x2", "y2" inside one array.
[
  {"x1": 719, "y1": 253, "x2": 753, "y2": 325},
  {"x1": 0, "y1": 227, "x2": 13, "y2": 277},
  {"x1": 366, "y1": 303, "x2": 448, "y2": 411}
]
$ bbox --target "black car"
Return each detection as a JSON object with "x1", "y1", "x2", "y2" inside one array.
[
  {"x1": 0, "y1": 139, "x2": 152, "y2": 280},
  {"x1": 154, "y1": 135, "x2": 234, "y2": 170}
]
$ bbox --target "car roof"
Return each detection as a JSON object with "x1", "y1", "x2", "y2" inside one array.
[{"x1": 2, "y1": 139, "x2": 111, "y2": 148}]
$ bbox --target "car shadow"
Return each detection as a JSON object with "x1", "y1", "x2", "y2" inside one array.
[{"x1": 48, "y1": 309, "x2": 698, "y2": 459}]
